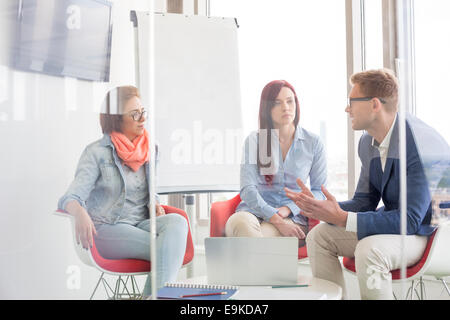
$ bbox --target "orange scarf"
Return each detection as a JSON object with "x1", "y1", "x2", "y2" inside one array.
[{"x1": 110, "y1": 129, "x2": 150, "y2": 172}]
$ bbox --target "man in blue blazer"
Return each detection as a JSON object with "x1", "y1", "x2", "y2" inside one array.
[{"x1": 285, "y1": 69, "x2": 441, "y2": 300}]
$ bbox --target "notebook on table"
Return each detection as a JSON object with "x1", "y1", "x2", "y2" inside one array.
[{"x1": 157, "y1": 283, "x2": 239, "y2": 300}]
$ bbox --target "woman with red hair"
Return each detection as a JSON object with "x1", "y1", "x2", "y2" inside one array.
[{"x1": 225, "y1": 80, "x2": 327, "y2": 247}]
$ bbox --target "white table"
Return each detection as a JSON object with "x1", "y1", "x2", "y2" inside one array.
[{"x1": 181, "y1": 274, "x2": 342, "y2": 300}]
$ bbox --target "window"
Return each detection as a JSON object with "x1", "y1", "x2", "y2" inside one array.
[
  {"x1": 211, "y1": 0, "x2": 348, "y2": 200},
  {"x1": 363, "y1": 0, "x2": 384, "y2": 70},
  {"x1": 413, "y1": 0, "x2": 450, "y2": 140}
]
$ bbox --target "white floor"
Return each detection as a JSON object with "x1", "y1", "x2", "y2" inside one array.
[{"x1": 175, "y1": 224, "x2": 450, "y2": 300}]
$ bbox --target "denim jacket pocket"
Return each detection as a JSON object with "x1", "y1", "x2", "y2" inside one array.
[{"x1": 100, "y1": 160, "x2": 120, "y2": 181}]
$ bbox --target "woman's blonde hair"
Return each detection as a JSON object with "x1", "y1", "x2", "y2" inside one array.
[{"x1": 350, "y1": 69, "x2": 399, "y2": 113}]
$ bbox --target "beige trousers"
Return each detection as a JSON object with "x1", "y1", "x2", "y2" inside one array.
[
  {"x1": 225, "y1": 211, "x2": 308, "y2": 247},
  {"x1": 306, "y1": 222, "x2": 428, "y2": 300}
]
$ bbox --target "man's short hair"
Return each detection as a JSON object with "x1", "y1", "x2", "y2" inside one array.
[{"x1": 350, "y1": 69, "x2": 399, "y2": 113}]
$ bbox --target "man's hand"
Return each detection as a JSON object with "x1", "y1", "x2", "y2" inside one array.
[
  {"x1": 284, "y1": 178, "x2": 315, "y2": 202},
  {"x1": 285, "y1": 179, "x2": 348, "y2": 227}
]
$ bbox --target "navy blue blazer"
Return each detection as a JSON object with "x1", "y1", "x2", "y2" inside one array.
[{"x1": 339, "y1": 115, "x2": 436, "y2": 240}]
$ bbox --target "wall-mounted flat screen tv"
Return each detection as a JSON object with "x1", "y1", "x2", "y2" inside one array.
[{"x1": 12, "y1": 0, "x2": 113, "y2": 82}]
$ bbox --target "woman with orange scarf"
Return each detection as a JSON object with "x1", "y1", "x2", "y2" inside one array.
[{"x1": 58, "y1": 86, "x2": 188, "y2": 298}]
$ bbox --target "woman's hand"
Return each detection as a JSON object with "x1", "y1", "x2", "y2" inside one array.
[
  {"x1": 274, "y1": 222, "x2": 306, "y2": 239},
  {"x1": 269, "y1": 213, "x2": 305, "y2": 239},
  {"x1": 147, "y1": 203, "x2": 166, "y2": 216},
  {"x1": 74, "y1": 209, "x2": 98, "y2": 250},
  {"x1": 156, "y1": 204, "x2": 166, "y2": 217},
  {"x1": 66, "y1": 201, "x2": 97, "y2": 250},
  {"x1": 277, "y1": 206, "x2": 291, "y2": 218}
]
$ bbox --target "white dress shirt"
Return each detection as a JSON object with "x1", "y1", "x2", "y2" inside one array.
[{"x1": 345, "y1": 114, "x2": 397, "y2": 232}]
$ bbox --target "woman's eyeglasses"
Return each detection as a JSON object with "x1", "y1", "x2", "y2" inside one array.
[{"x1": 126, "y1": 109, "x2": 147, "y2": 121}]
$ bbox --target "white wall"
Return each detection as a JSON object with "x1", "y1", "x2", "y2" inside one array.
[{"x1": 0, "y1": 0, "x2": 165, "y2": 299}]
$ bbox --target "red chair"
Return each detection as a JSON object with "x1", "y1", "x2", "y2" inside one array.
[
  {"x1": 210, "y1": 194, "x2": 320, "y2": 260},
  {"x1": 55, "y1": 205, "x2": 194, "y2": 300},
  {"x1": 342, "y1": 228, "x2": 438, "y2": 300}
]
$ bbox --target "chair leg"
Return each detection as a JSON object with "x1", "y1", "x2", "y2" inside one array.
[
  {"x1": 410, "y1": 277, "x2": 426, "y2": 300},
  {"x1": 405, "y1": 280, "x2": 414, "y2": 300},
  {"x1": 401, "y1": 277, "x2": 426, "y2": 300},
  {"x1": 130, "y1": 275, "x2": 142, "y2": 299},
  {"x1": 393, "y1": 278, "x2": 428, "y2": 300},
  {"x1": 90, "y1": 273, "x2": 105, "y2": 300},
  {"x1": 90, "y1": 273, "x2": 144, "y2": 300},
  {"x1": 417, "y1": 277, "x2": 426, "y2": 300},
  {"x1": 120, "y1": 276, "x2": 131, "y2": 299},
  {"x1": 124, "y1": 275, "x2": 141, "y2": 299},
  {"x1": 440, "y1": 278, "x2": 450, "y2": 296},
  {"x1": 120, "y1": 276, "x2": 133, "y2": 299},
  {"x1": 112, "y1": 275, "x2": 143, "y2": 300},
  {"x1": 406, "y1": 278, "x2": 427, "y2": 300},
  {"x1": 125, "y1": 276, "x2": 142, "y2": 299},
  {"x1": 101, "y1": 276, "x2": 116, "y2": 299},
  {"x1": 114, "y1": 276, "x2": 127, "y2": 300}
]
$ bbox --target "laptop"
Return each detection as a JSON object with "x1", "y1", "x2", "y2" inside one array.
[{"x1": 204, "y1": 237, "x2": 298, "y2": 286}]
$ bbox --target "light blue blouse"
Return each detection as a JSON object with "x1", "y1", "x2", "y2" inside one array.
[
  {"x1": 236, "y1": 126, "x2": 327, "y2": 225},
  {"x1": 118, "y1": 164, "x2": 150, "y2": 226}
]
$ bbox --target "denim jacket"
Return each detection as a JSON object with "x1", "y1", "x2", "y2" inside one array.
[{"x1": 58, "y1": 134, "x2": 159, "y2": 225}]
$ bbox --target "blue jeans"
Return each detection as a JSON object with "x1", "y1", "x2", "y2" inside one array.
[{"x1": 94, "y1": 214, "x2": 188, "y2": 296}]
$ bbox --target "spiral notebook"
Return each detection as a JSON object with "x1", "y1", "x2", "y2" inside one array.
[{"x1": 157, "y1": 283, "x2": 239, "y2": 300}]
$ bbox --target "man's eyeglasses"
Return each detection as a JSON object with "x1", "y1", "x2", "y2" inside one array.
[
  {"x1": 126, "y1": 109, "x2": 147, "y2": 121},
  {"x1": 347, "y1": 97, "x2": 387, "y2": 108}
]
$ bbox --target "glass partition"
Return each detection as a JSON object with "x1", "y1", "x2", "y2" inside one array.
[
  {"x1": 413, "y1": 0, "x2": 450, "y2": 225},
  {"x1": 2, "y1": 0, "x2": 447, "y2": 302},
  {"x1": 209, "y1": 0, "x2": 349, "y2": 298},
  {"x1": 0, "y1": 0, "x2": 156, "y2": 300},
  {"x1": 389, "y1": 0, "x2": 450, "y2": 300}
]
